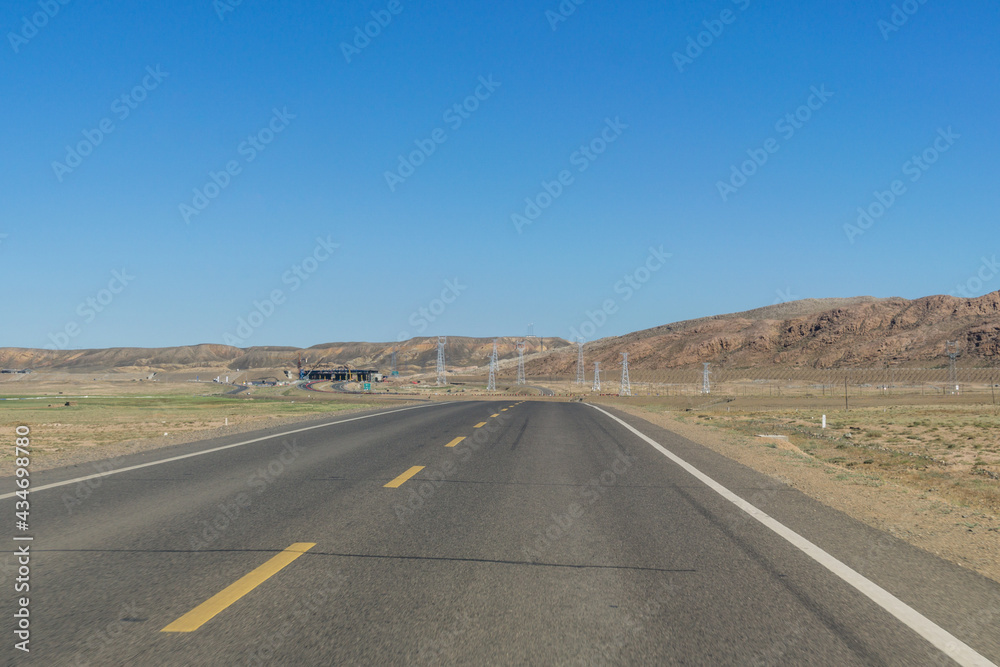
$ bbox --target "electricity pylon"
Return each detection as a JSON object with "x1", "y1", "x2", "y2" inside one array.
[
  {"x1": 592, "y1": 362, "x2": 600, "y2": 392},
  {"x1": 702, "y1": 362, "x2": 711, "y2": 394},
  {"x1": 516, "y1": 341, "x2": 526, "y2": 385},
  {"x1": 436, "y1": 336, "x2": 447, "y2": 386},
  {"x1": 947, "y1": 341, "x2": 960, "y2": 393},
  {"x1": 576, "y1": 341, "x2": 585, "y2": 384},
  {"x1": 619, "y1": 352, "x2": 631, "y2": 397},
  {"x1": 487, "y1": 340, "x2": 498, "y2": 392}
]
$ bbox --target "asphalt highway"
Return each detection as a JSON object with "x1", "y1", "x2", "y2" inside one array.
[{"x1": 2, "y1": 400, "x2": 998, "y2": 665}]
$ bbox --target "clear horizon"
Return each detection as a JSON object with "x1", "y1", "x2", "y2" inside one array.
[{"x1": 2, "y1": 1, "x2": 997, "y2": 351}]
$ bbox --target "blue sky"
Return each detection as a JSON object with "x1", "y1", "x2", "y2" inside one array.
[{"x1": 2, "y1": 0, "x2": 998, "y2": 350}]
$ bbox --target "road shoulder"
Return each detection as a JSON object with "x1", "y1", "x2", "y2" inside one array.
[{"x1": 607, "y1": 402, "x2": 1000, "y2": 586}]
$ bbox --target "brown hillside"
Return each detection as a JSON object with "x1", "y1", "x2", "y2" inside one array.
[
  {"x1": 529, "y1": 292, "x2": 1000, "y2": 374},
  {"x1": 0, "y1": 337, "x2": 570, "y2": 373}
]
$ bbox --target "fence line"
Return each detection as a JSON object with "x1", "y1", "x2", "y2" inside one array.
[{"x1": 523, "y1": 366, "x2": 1000, "y2": 398}]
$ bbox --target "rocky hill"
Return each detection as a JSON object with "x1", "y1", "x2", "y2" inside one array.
[{"x1": 529, "y1": 292, "x2": 1000, "y2": 374}]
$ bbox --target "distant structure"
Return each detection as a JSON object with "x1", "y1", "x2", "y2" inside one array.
[
  {"x1": 390, "y1": 347, "x2": 399, "y2": 376},
  {"x1": 702, "y1": 362, "x2": 711, "y2": 394},
  {"x1": 946, "y1": 340, "x2": 960, "y2": 393},
  {"x1": 436, "y1": 336, "x2": 447, "y2": 386},
  {"x1": 487, "y1": 340, "x2": 498, "y2": 392},
  {"x1": 516, "y1": 340, "x2": 526, "y2": 385},
  {"x1": 298, "y1": 367, "x2": 380, "y2": 382},
  {"x1": 576, "y1": 341, "x2": 585, "y2": 385},
  {"x1": 592, "y1": 362, "x2": 600, "y2": 392},
  {"x1": 619, "y1": 352, "x2": 631, "y2": 397},
  {"x1": 527, "y1": 323, "x2": 535, "y2": 337}
]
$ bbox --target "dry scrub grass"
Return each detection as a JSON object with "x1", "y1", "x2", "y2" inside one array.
[
  {"x1": 692, "y1": 405, "x2": 1000, "y2": 514},
  {"x1": 0, "y1": 390, "x2": 378, "y2": 474}
]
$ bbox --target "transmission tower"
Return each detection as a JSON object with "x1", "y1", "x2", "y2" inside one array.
[
  {"x1": 946, "y1": 341, "x2": 960, "y2": 394},
  {"x1": 390, "y1": 347, "x2": 398, "y2": 376},
  {"x1": 576, "y1": 341, "x2": 585, "y2": 384},
  {"x1": 436, "y1": 336, "x2": 447, "y2": 386},
  {"x1": 702, "y1": 362, "x2": 711, "y2": 394},
  {"x1": 592, "y1": 362, "x2": 601, "y2": 392},
  {"x1": 487, "y1": 340, "x2": 498, "y2": 392},
  {"x1": 619, "y1": 352, "x2": 631, "y2": 397},
  {"x1": 516, "y1": 340, "x2": 526, "y2": 385}
]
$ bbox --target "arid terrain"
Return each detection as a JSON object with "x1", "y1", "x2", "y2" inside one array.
[
  {"x1": 0, "y1": 372, "x2": 385, "y2": 474},
  {"x1": 2, "y1": 292, "x2": 997, "y2": 585}
]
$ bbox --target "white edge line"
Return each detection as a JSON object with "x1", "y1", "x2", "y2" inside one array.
[
  {"x1": 2, "y1": 403, "x2": 446, "y2": 500},
  {"x1": 588, "y1": 404, "x2": 995, "y2": 667}
]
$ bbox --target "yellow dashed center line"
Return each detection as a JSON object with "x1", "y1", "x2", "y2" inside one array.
[
  {"x1": 161, "y1": 543, "x2": 316, "y2": 633},
  {"x1": 490, "y1": 413, "x2": 499, "y2": 418},
  {"x1": 385, "y1": 465, "x2": 425, "y2": 488},
  {"x1": 473, "y1": 422, "x2": 487, "y2": 428},
  {"x1": 444, "y1": 436, "x2": 466, "y2": 448}
]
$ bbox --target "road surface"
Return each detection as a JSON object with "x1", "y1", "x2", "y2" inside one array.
[{"x1": 2, "y1": 401, "x2": 998, "y2": 665}]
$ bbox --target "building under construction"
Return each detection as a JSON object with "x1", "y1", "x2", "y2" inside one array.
[
  {"x1": 291, "y1": 353, "x2": 381, "y2": 383},
  {"x1": 293, "y1": 367, "x2": 381, "y2": 382}
]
